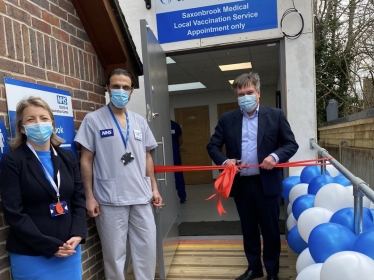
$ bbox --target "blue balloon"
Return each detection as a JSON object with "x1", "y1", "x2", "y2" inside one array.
[
  {"x1": 352, "y1": 227, "x2": 374, "y2": 260},
  {"x1": 363, "y1": 207, "x2": 373, "y2": 221},
  {"x1": 287, "y1": 225, "x2": 308, "y2": 254},
  {"x1": 300, "y1": 166, "x2": 330, "y2": 184},
  {"x1": 330, "y1": 207, "x2": 374, "y2": 233},
  {"x1": 281, "y1": 176, "x2": 301, "y2": 201},
  {"x1": 333, "y1": 174, "x2": 351, "y2": 186},
  {"x1": 292, "y1": 194, "x2": 315, "y2": 220},
  {"x1": 307, "y1": 175, "x2": 334, "y2": 195},
  {"x1": 308, "y1": 222, "x2": 356, "y2": 263}
]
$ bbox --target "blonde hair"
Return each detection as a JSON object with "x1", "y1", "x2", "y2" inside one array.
[{"x1": 9, "y1": 96, "x2": 65, "y2": 149}]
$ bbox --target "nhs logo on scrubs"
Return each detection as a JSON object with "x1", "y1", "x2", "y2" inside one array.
[{"x1": 100, "y1": 129, "x2": 114, "y2": 138}]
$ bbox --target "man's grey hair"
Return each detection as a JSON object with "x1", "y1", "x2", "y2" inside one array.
[{"x1": 232, "y1": 72, "x2": 261, "y2": 92}]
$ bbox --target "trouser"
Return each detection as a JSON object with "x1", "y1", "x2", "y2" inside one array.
[
  {"x1": 174, "y1": 171, "x2": 186, "y2": 199},
  {"x1": 234, "y1": 175, "x2": 281, "y2": 276},
  {"x1": 95, "y1": 204, "x2": 156, "y2": 280}
]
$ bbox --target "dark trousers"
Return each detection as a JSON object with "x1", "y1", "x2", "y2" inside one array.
[
  {"x1": 234, "y1": 175, "x2": 280, "y2": 275},
  {"x1": 174, "y1": 171, "x2": 186, "y2": 199}
]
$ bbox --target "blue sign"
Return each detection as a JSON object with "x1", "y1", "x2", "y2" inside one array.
[
  {"x1": 4, "y1": 78, "x2": 77, "y2": 158},
  {"x1": 0, "y1": 120, "x2": 10, "y2": 162},
  {"x1": 156, "y1": 0, "x2": 278, "y2": 44}
]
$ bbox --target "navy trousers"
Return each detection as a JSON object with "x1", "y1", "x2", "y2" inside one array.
[{"x1": 234, "y1": 175, "x2": 280, "y2": 275}]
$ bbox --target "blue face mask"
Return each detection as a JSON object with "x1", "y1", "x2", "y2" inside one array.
[
  {"x1": 110, "y1": 89, "x2": 130, "y2": 108},
  {"x1": 238, "y1": 95, "x2": 258, "y2": 112},
  {"x1": 23, "y1": 122, "x2": 53, "y2": 146}
]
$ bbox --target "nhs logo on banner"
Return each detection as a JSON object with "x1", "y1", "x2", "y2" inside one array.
[
  {"x1": 57, "y1": 95, "x2": 68, "y2": 105},
  {"x1": 155, "y1": 0, "x2": 278, "y2": 44}
]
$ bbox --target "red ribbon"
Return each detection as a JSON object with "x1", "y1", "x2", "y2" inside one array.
[{"x1": 154, "y1": 158, "x2": 332, "y2": 215}]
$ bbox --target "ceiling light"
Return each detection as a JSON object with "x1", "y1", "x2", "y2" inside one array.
[
  {"x1": 168, "y1": 82, "x2": 205, "y2": 92},
  {"x1": 166, "y1": 57, "x2": 176, "y2": 64},
  {"x1": 219, "y1": 62, "x2": 252, "y2": 71},
  {"x1": 229, "y1": 80, "x2": 234, "y2": 84}
]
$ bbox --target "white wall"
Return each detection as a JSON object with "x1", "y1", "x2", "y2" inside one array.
[{"x1": 120, "y1": 0, "x2": 317, "y2": 164}]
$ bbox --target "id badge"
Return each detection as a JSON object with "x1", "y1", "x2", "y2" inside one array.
[{"x1": 49, "y1": 201, "x2": 68, "y2": 217}]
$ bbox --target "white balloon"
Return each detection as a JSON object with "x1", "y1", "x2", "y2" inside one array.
[
  {"x1": 314, "y1": 183, "x2": 352, "y2": 212},
  {"x1": 290, "y1": 168, "x2": 303, "y2": 177},
  {"x1": 345, "y1": 186, "x2": 371, "y2": 207},
  {"x1": 287, "y1": 213, "x2": 297, "y2": 231},
  {"x1": 296, "y1": 248, "x2": 316, "y2": 274},
  {"x1": 326, "y1": 164, "x2": 340, "y2": 177},
  {"x1": 321, "y1": 251, "x2": 374, "y2": 280},
  {"x1": 298, "y1": 207, "x2": 333, "y2": 243},
  {"x1": 289, "y1": 183, "x2": 309, "y2": 205},
  {"x1": 287, "y1": 203, "x2": 292, "y2": 215},
  {"x1": 296, "y1": 263, "x2": 322, "y2": 280}
]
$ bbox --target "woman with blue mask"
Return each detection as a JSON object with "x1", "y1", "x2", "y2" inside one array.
[{"x1": 0, "y1": 96, "x2": 87, "y2": 280}]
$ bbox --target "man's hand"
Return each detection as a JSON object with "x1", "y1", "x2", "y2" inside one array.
[
  {"x1": 224, "y1": 159, "x2": 241, "y2": 174},
  {"x1": 152, "y1": 189, "x2": 162, "y2": 207},
  {"x1": 86, "y1": 197, "x2": 100, "y2": 217},
  {"x1": 260, "y1": 155, "x2": 276, "y2": 170}
]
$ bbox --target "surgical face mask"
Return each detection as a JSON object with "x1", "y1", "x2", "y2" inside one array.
[
  {"x1": 23, "y1": 122, "x2": 53, "y2": 146},
  {"x1": 238, "y1": 95, "x2": 257, "y2": 112},
  {"x1": 110, "y1": 89, "x2": 130, "y2": 108}
]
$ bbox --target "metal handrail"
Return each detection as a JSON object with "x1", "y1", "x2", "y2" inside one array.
[{"x1": 310, "y1": 139, "x2": 374, "y2": 235}]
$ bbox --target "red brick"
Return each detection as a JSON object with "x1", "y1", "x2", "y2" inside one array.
[
  {"x1": 13, "y1": 21, "x2": 23, "y2": 62},
  {"x1": 0, "y1": 1, "x2": 6, "y2": 13},
  {"x1": 12, "y1": 74, "x2": 36, "y2": 84},
  {"x1": 77, "y1": 29, "x2": 89, "y2": 42},
  {"x1": 0, "y1": 58, "x2": 24, "y2": 74},
  {"x1": 37, "y1": 81, "x2": 57, "y2": 88},
  {"x1": 50, "y1": 4, "x2": 67, "y2": 20},
  {"x1": 25, "y1": 65, "x2": 45, "y2": 79},
  {"x1": 75, "y1": 111, "x2": 87, "y2": 121},
  {"x1": 36, "y1": 32, "x2": 45, "y2": 68},
  {"x1": 41, "y1": 10, "x2": 59, "y2": 27},
  {"x1": 0, "y1": 16, "x2": 6, "y2": 56},
  {"x1": 0, "y1": 269, "x2": 11, "y2": 280},
  {"x1": 50, "y1": 38, "x2": 58, "y2": 71},
  {"x1": 72, "y1": 99, "x2": 82, "y2": 110},
  {"x1": 83, "y1": 52, "x2": 88, "y2": 81},
  {"x1": 32, "y1": 17, "x2": 51, "y2": 34},
  {"x1": 94, "y1": 85, "x2": 105, "y2": 97},
  {"x1": 78, "y1": 50, "x2": 84, "y2": 79},
  {"x1": 73, "y1": 90, "x2": 87, "y2": 100},
  {"x1": 20, "y1": 1, "x2": 41, "y2": 18},
  {"x1": 7, "y1": 3, "x2": 31, "y2": 25},
  {"x1": 68, "y1": 46, "x2": 75, "y2": 76},
  {"x1": 65, "y1": 76, "x2": 80, "y2": 88},
  {"x1": 67, "y1": 14, "x2": 83, "y2": 30},
  {"x1": 44, "y1": 34, "x2": 51, "y2": 70},
  {"x1": 84, "y1": 43, "x2": 95, "y2": 55},
  {"x1": 29, "y1": 29, "x2": 38, "y2": 65},
  {"x1": 56, "y1": 41, "x2": 64, "y2": 73},
  {"x1": 62, "y1": 44, "x2": 69, "y2": 75},
  {"x1": 80, "y1": 81, "x2": 93, "y2": 91},
  {"x1": 47, "y1": 71, "x2": 64, "y2": 84},
  {"x1": 0, "y1": 100, "x2": 8, "y2": 112},
  {"x1": 92, "y1": 57, "x2": 98, "y2": 84},
  {"x1": 88, "y1": 92, "x2": 101, "y2": 103},
  {"x1": 60, "y1": 20, "x2": 76, "y2": 36},
  {"x1": 70, "y1": 35, "x2": 83, "y2": 49},
  {"x1": 22, "y1": 24, "x2": 31, "y2": 63},
  {"x1": 4, "y1": 17, "x2": 15, "y2": 59},
  {"x1": 52, "y1": 27, "x2": 69, "y2": 43},
  {"x1": 58, "y1": 0, "x2": 75, "y2": 15},
  {"x1": 29, "y1": 0, "x2": 49, "y2": 10},
  {"x1": 82, "y1": 101, "x2": 95, "y2": 111}
]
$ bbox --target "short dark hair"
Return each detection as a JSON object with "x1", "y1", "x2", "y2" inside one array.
[
  {"x1": 106, "y1": 68, "x2": 134, "y2": 87},
  {"x1": 232, "y1": 72, "x2": 261, "y2": 92}
]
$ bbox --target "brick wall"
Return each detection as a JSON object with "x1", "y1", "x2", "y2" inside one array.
[{"x1": 0, "y1": 0, "x2": 106, "y2": 279}]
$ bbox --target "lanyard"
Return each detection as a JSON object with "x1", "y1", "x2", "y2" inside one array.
[
  {"x1": 26, "y1": 142, "x2": 61, "y2": 201},
  {"x1": 107, "y1": 104, "x2": 130, "y2": 150}
]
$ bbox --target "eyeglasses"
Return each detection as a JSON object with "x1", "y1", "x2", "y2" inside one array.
[{"x1": 109, "y1": 84, "x2": 133, "y2": 91}]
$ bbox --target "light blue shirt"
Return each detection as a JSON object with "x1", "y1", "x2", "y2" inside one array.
[{"x1": 239, "y1": 106, "x2": 279, "y2": 176}]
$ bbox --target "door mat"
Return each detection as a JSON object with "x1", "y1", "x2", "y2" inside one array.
[{"x1": 178, "y1": 220, "x2": 286, "y2": 236}]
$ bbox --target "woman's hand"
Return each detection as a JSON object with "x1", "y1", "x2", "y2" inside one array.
[{"x1": 54, "y1": 236, "x2": 82, "y2": 258}]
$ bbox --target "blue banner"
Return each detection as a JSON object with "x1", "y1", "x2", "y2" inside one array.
[
  {"x1": 4, "y1": 77, "x2": 78, "y2": 158},
  {"x1": 156, "y1": 0, "x2": 278, "y2": 43}
]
